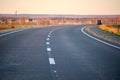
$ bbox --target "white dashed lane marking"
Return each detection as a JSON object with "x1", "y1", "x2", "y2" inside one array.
[
  {"x1": 49, "y1": 32, "x2": 52, "y2": 35},
  {"x1": 49, "y1": 58, "x2": 56, "y2": 65},
  {"x1": 47, "y1": 48, "x2": 52, "y2": 52},
  {"x1": 46, "y1": 38, "x2": 50, "y2": 41},
  {"x1": 46, "y1": 42, "x2": 50, "y2": 45},
  {"x1": 48, "y1": 35, "x2": 50, "y2": 38},
  {"x1": 54, "y1": 70, "x2": 57, "y2": 73},
  {"x1": 46, "y1": 28, "x2": 61, "y2": 80}
]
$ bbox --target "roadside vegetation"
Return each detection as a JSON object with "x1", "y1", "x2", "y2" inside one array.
[
  {"x1": 0, "y1": 24, "x2": 38, "y2": 30},
  {"x1": 86, "y1": 25, "x2": 120, "y2": 45},
  {"x1": 0, "y1": 24, "x2": 12, "y2": 30},
  {"x1": 99, "y1": 25, "x2": 120, "y2": 36}
]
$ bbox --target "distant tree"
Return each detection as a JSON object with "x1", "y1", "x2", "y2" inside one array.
[{"x1": 97, "y1": 20, "x2": 102, "y2": 25}]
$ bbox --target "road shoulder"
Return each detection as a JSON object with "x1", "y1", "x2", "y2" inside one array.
[
  {"x1": 0, "y1": 28, "x2": 21, "y2": 34},
  {"x1": 85, "y1": 25, "x2": 120, "y2": 45}
]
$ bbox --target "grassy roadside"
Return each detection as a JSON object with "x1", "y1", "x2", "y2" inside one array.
[
  {"x1": 86, "y1": 25, "x2": 120, "y2": 45},
  {"x1": 0, "y1": 24, "x2": 39, "y2": 34},
  {"x1": 0, "y1": 24, "x2": 61, "y2": 34},
  {"x1": 99, "y1": 25, "x2": 120, "y2": 36},
  {"x1": 0, "y1": 24, "x2": 39, "y2": 30}
]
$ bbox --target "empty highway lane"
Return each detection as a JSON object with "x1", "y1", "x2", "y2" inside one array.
[{"x1": 0, "y1": 25, "x2": 120, "y2": 80}]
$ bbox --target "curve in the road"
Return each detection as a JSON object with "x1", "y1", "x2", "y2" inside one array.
[{"x1": 81, "y1": 26, "x2": 120, "y2": 50}]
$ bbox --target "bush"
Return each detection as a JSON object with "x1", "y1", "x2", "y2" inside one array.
[{"x1": 11, "y1": 25, "x2": 15, "y2": 28}]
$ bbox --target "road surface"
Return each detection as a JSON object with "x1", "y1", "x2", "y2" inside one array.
[{"x1": 0, "y1": 25, "x2": 120, "y2": 80}]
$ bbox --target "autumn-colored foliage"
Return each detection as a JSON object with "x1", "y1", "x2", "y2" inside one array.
[{"x1": 100, "y1": 25, "x2": 120, "y2": 36}]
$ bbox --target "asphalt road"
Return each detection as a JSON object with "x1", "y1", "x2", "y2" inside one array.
[{"x1": 0, "y1": 25, "x2": 120, "y2": 80}]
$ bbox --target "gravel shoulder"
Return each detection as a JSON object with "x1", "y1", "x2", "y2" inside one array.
[
  {"x1": 0, "y1": 28, "x2": 21, "y2": 34},
  {"x1": 85, "y1": 25, "x2": 120, "y2": 45}
]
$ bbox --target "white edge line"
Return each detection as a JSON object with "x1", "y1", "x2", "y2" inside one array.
[
  {"x1": 0, "y1": 29, "x2": 27, "y2": 37},
  {"x1": 49, "y1": 58, "x2": 56, "y2": 64},
  {"x1": 81, "y1": 26, "x2": 120, "y2": 50}
]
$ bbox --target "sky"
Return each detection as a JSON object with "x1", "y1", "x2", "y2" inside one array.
[{"x1": 0, "y1": 0, "x2": 120, "y2": 15}]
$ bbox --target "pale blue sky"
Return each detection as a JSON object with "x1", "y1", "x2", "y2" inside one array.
[{"x1": 0, "y1": 0, "x2": 120, "y2": 14}]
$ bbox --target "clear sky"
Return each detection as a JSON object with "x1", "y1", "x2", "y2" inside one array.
[{"x1": 0, "y1": 0, "x2": 120, "y2": 15}]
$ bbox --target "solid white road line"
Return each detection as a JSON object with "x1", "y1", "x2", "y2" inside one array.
[
  {"x1": 49, "y1": 58, "x2": 56, "y2": 65},
  {"x1": 47, "y1": 48, "x2": 52, "y2": 51},
  {"x1": 0, "y1": 29, "x2": 27, "y2": 37},
  {"x1": 81, "y1": 26, "x2": 120, "y2": 49}
]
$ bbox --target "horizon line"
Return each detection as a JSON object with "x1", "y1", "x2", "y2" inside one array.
[{"x1": 0, "y1": 13, "x2": 120, "y2": 15}]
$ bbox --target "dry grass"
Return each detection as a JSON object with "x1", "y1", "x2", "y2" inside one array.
[
  {"x1": 99, "y1": 25, "x2": 120, "y2": 36},
  {"x1": 0, "y1": 24, "x2": 40, "y2": 34},
  {"x1": 86, "y1": 26, "x2": 120, "y2": 45},
  {"x1": 0, "y1": 24, "x2": 39, "y2": 30},
  {"x1": 0, "y1": 24, "x2": 11, "y2": 30}
]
